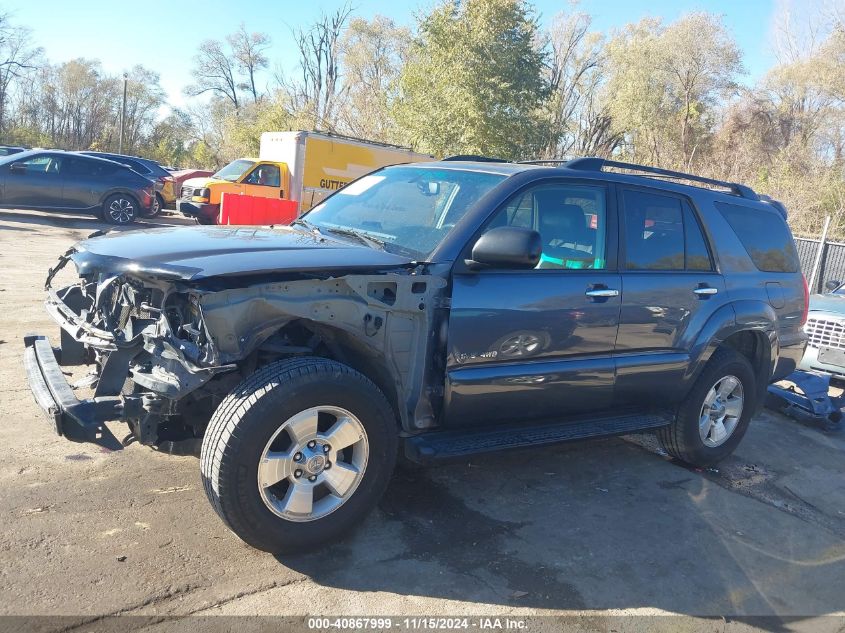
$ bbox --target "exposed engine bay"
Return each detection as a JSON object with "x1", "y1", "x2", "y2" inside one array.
[{"x1": 43, "y1": 245, "x2": 446, "y2": 452}]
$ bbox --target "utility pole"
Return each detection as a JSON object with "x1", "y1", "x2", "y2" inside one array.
[{"x1": 118, "y1": 72, "x2": 128, "y2": 154}]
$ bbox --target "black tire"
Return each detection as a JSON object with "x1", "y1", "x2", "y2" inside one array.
[
  {"x1": 658, "y1": 348, "x2": 756, "y2": 466},
  {"x1": 102, "y1": 193, "x2": 138, "y2": 225},
  {"x1": 196, "y1": 214, "x2": 215, "y2": 226},
  {"x1": 142, "y1": 193, "x2": 164, "y2": 218},
  {"x1": 200, "y1": 357, "x2": 398, "y2": 553}
]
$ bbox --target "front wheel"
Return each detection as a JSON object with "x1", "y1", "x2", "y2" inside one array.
[
  {"x1": 102, "y1": 193, "x2": 137, "y2": 225},
  {"x1": 658, "y1": 348, "x2": 756, "y2": 466},
  {"x1": 200, "y1": 357, "x2": 398, "y2": 553}
]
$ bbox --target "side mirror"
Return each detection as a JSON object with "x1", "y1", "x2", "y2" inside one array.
[
  {"x1": 9, "y1": 162, "x2": 25, "y2": 173},
  {"x1": 826, "y1": 280, "x2": 840, "y2": 292},
  {"x1": 467, "y1": 226, "x2": 542, "y2": 270}
]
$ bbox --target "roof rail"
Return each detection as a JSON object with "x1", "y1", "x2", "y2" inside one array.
[
  {"x1": 517, "y1": 159, "x2": 570, "y2": 166},
  {"x1": 442, "y1": 154, "x2": 507, "y2": 163},
  {"x1": 563, "y1": 157, "x2": 758, "y2": 200}
]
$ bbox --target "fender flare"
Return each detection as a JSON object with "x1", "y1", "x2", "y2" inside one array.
[
  {"x1": 686, "y1": 300, "x2": 778, "y2": 403},
  {"x1": 99, "y1": 188, "x2": 141, "y2": 209}
]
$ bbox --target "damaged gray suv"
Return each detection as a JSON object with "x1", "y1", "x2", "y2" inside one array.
[{"x1": 24, "y1": 158, "x2": 807, "y2": 552}]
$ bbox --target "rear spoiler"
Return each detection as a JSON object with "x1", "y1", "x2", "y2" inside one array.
[{"x1": 758, "y1": 194, "x2": 788, "y2": 219}]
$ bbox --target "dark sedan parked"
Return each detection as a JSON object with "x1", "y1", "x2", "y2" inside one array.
[
  {"x1": 0, "y1": 150, "x2": 155, "y2": 224},
  {"x1": 80, "y1": 152, "x2": 176, "y2": 217}
]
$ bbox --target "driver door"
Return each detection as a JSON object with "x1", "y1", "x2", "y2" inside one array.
[
  {"x1": 444, "y1": 181, "x2": 621, "y2": 427},
  {"x1": 240, "y1": 163, "x2": 284, "y2": 199},
  {"x1": 2, "y1": 153, "x2": 64, "y2": 208}
]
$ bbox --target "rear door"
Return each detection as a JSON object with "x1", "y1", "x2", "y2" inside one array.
[
  {"x1": 2, "y1": 153, "x2": 64, "y2": 208},
  {"x1": 445, "y1": 180, "x2": 622, "y2": 426},
  {"x1": 614, "y1": 187, "x2": 726, "y2": 404},
  {"x1": 61, "y1": 157, "x2": 120, "y2": 209}
]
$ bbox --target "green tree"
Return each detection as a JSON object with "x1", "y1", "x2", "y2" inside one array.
[
  {"x1": 605, "y1": 13, "x2": 742, "y2": 167},
  {"x1": 394, "y1": 0, "x2": 548, "y2": 159}
]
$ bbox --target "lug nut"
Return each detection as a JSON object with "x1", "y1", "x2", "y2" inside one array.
[
  {"x1": 294, "y1": 452, "x2": 303, "y2": 462},
  {"x1": 307, "y1": 440, "x2": 316, "y2": 449},
  {"x1": 308, "y1": 475, "x2": 317, "y2": 482},
  {"x1": 323, "y1": 444, "x2": 331, "y2": 453},
  {"x1": 294, "y1": 469, "x2": 303, "y2": 478}
]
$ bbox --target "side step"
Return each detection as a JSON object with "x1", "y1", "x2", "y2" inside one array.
[{"x1": 404, "y1": 412, "x2": 672, "y2": 463}]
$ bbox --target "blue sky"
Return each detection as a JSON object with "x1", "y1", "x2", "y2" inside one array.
[{"x1": 5, "y1": 0, "x2": 784, "y2": 112}]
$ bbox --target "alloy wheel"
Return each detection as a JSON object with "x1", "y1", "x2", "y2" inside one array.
[
  {"x1": 699, "y1": 375, "x2": 744, "y2": 448},
  {"x1": 257, "y1": 406, "x2": 369, "y2": 522},
  {"x1": 108, "y1": 197, "x2": 135, "y2": 224}
]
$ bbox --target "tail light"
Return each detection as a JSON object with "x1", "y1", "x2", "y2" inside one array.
[{"x1": 801, "y1": 275, "x2": 810, "y2": 326}]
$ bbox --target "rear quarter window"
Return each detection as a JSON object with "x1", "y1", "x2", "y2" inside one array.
[{"x1": 715, "y1": 202, "x2": 799, "y2": 273}]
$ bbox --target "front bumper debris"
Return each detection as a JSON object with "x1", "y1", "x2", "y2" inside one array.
[
  {"x1": 23, "y1": 334, "x2": 124, "y2": 449},
  {"x1": 765, "y1": 370, "x2": 844, "y2": 431}
]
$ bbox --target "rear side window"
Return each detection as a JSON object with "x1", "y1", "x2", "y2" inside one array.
[
  {"x1": 622, "y1": 189, "x2": 714, "y2": 271},
  {"x1": 145, "y1": 163, "x2": 171, "y2": 179},
  {"x1": 119, "y1": 158, "x2": 150, "y2": 174},
  {"x1": 622, "y1": 190, "x2": 684, "y2": 270},
  {"x1": 716, "y1": 202, "x2": 799, "y2": 273},
  {"x1": 684, "y1": 203, "x2": 713, "y2": 271},
  {"x1": 64, "y1": 158, "x2": 118, "y2": 177}
]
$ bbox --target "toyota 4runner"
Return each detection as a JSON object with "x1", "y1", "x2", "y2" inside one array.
[{"x1": 24, "y1": 157, "x2": 808, "y2": 553}]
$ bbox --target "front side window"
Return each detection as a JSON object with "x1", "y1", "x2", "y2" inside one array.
[
  {"x1": 486, "y1": 184, "x2": 608, "y2": 270},
  {"x1": 303, "y1": 166, "x2": 506, "y2": 258},
  {"x1": 14, "y1": 155, "x2": 61, "y2": 174},
  {"x1": 244, "y1": 164, "x2": 281, "y2": 187}
]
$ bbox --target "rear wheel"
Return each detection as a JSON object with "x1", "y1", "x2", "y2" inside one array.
[
  {"x1": 102, "y1": 193, "x2": 137, "y2": 225},
  {"x1": 658, "y1": 348, "x2": 756, "y2": 466},
  {"x1": 200, "y1": 357, "x2": 398, "y2": 553},
  {"x1": 143, "y1": 193, "x2": 164, "y2": 218}
]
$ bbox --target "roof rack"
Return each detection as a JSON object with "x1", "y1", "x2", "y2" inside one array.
[
  {"x1": 563, "y1": 157, "x2": 758, "y2": 200},
  {"x1": 442, "y1": 154, "x2": 507, "y2": 163}
]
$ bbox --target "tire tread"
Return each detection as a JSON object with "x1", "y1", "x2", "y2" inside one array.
[{"x1": 199, "y1": 356, "x2": 394, "y2": 550}]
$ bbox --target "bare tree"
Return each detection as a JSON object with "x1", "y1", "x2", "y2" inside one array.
[
  {"x1": 228, "y1": 24, "x2": 271, "y2": 103},
  {"x1": 186, "y1": 39, "x2": 241, "y2": 110},
  {"x1": 336, "y1": 16, "x2": 410, "y2": 142},
  {"x1": 283, "y1": 4, "x2": 354, "y2": 130},
  {"x1": 542, "y1": 10, "x2": 611, "y2": 158},
  {"x1": 120, "y1": 65, "x2": 166, "y2": 153},
  {"x1": 0, "y1": 12, "x2": 41, "y2": 133}
]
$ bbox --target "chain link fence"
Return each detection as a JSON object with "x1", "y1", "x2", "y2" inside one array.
[{"x1": 796, "y1": 236, "x2": 845, "y2": 293}]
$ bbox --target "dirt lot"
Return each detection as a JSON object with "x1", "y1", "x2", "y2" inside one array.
[{"x1": 1, "y1": 209, "x2": 844, "y2": 631}]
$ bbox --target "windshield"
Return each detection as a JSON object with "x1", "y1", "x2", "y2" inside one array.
[
  {"x1": 302, "y1": 166, "x2": 505, "y2": 258},
  {"x1": 213, "y1": 159, "x2": 256, "y2": 182}
]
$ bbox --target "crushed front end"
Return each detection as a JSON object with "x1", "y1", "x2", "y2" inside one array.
[{"x1": 24, "y1": 247, "x2": 233, "y2": 450}]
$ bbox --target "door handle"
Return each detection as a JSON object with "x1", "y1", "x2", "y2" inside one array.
[
  {"x1": 693, "y1": 286, "x2": 718, "y2": 296},
  {"x1": 585, "y1": 288, "x2": 619, "y2": 298}
]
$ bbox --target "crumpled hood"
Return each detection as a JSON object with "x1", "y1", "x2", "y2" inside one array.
[
  {"x1": 69, "y1": 225, "x2": 414, "y2": 281},
  {"x1": 809, "y1": 292, "x2": 845, "y2": 316}
]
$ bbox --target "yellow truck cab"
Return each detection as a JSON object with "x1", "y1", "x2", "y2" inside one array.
[{"x1": 177, "y1": 131, "x2": 433, "y2": 224}]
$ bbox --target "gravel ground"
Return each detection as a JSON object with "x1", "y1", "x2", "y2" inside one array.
[{"x1": 1, "y1": 208, "x2": 844, "y2": 632}]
